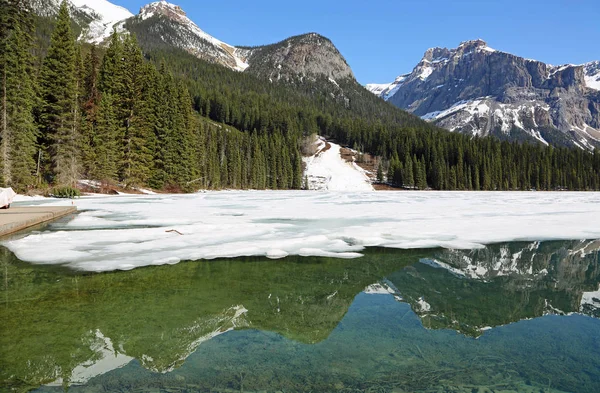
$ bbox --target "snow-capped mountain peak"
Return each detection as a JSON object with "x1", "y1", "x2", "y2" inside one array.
[
  {"x1": 457, "y1": 38, "x2": 495, "y2": 52},
  {"x1": 139, "y1": 0, "x2": 186, "y2": 21},
  {"x1": 70, "y1": 0, "x2": 133, "y2": 43},
  {"x1": 366, "y1": 39, "x2": 600, "y2": 150},
  {"x1": 138, "y1": 0, "x2": 226, "y2": 51},
  {"x1": 71, "y1": 0, "x2": 132, "y2": 22},
  {"x1": 133, "y1": 0, "x2": 249, "y2": 71}
]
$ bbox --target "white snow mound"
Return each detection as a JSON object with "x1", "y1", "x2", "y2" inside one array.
[{"x1": 303, "y1": 137, "x2": 374, "y2": 191}]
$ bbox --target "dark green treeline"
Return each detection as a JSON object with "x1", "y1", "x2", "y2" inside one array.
[
  {"x1": 0, "y1": 0, "x2": 302, "y2": 192},
  {"x1": 141, "y1": 47, "x2": 600, "y2": 192},
  {"x1": 2, "y1": 0, "x2": 600, "y2": 192}
]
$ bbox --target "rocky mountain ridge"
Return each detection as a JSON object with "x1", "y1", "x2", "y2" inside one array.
[
  {"x1": 367, "y1": 39, "x2": 600, "y2": 149},
  {"x1": 31, "y1": 0, "x2": 353, "y2": 82},
  {"x1": 128, "y1": 1, "x2": 249, "y2": 71},
  {"x1": 238, "y1": 33, "x2": 354, "y2": 83}
]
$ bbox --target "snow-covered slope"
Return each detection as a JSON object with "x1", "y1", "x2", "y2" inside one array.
[
  {"x1": 129, "y1": 1, "x2": 248, "y2": 71},
  {"x1": 31, "y1": 0, "x2": 132, "y2": 43},
  {"x1": 365, "y1": 74, "x2": 409, "y2": 101},
  {"x1": 71, "y1": 0, "x2": 133, "y2": 43},
  {"x1": 584, "y1": 61, "x2": 600, "y2": 91},
  {"x1": 581, "y1": 285, "x2": 600, "y2": 314},
  {"x1": 303, "y1": 137, "x2": 374, "y2": 191}
]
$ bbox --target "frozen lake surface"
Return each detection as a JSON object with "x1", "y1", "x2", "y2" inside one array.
[{"x1": 5, "y1": 191, "x2": 600, "y2": 271}]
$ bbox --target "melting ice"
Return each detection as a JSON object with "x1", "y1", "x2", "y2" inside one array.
[{"x1": 5, "y1": 191, "x2": 600, "y2": 271}]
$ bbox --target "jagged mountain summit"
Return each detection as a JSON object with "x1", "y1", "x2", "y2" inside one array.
[
  {"x1": 32, "y1": 0, "x2": 354, "y2": 81},
  {"x1": 367, "y1": 39, "x2": 600, "y2": 149},
  {"x1": 126, "y1": 1, "x2": 249, "y2": 71}
]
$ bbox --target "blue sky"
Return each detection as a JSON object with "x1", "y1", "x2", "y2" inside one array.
[{"x1": 117, "y1": 0, "x2": 600, "y2": 84}]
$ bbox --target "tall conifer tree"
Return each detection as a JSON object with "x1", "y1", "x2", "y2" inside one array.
[
  {"x1": 0, "y1": 0, "x2": 37, "y2": 190},
  {"x1": 38, "y1": 1, "x2": 80, "y2": 186}
]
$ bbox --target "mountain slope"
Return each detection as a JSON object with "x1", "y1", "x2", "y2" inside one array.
[
  {"x1": 71, "y1": 0, "x2": 133, "y2": 43},
  {"x1": 28, "y1": 0, "x2": 435, "y2": 137},
  {"x1": 238, "y1": 33, "x2": 354, "y2": 83},
  {"x1": 368, "y1": 39, "x2": 600, "y2": 149},
  {"x1": 30, "y1": 0, "x2": 133, "y2": 42},
  {"x1": 125, "y1": 1, "x2": 248, "y2": 71}
]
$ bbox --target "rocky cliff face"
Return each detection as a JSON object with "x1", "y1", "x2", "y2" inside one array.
[
  {"x1": 368, "y1": 39, "x2": 600, "y2": 149},
  {"x1": 238, "y1": 33, "x2": 355, "y2": 83}
]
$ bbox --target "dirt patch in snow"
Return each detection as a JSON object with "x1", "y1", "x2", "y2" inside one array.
[
  {"x1": 340, "y1": 147, "x2": 377, "y2": 182},
  {"x1": 373, "y1": 183, "x2": 408, "y2": 191},
  {"x1": 316, "y1": 142, "x2": 332, "y2": 157},
  {"x1": 77, "y1": 180, "x2": 159, "y2": 196},
  {"x1": 339, "y1": 147, "x2": 410, "y2": 191}
]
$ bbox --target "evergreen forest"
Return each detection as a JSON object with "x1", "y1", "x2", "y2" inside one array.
[{"x1": 2, "y1": 0, "x2": 600, "y2": 193}]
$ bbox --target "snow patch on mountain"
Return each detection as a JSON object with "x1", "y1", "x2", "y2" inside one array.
[
  {"x1": 363, "y1": 282, "x2": 396, "y2": 295},
  {"x1": 70, "y1": 0, "x2": 133, "y2": 43},
  {"x1": 137, "y1": 1, "x2": 248, "y2": 71},
  {"x1": 581, "y1": 285, "x2": 600, "y2": 310},
  {"x1": 366, "y1": 39, "x2": 600, "y2": 148},
  {"x1": 303, "y1": 137, "x2": 373, "y2": 191},
  {"x1": 584, "y1": 61, "x2": 600, "y2": 90},
  {"x1": 423, "y1": 242, "x2": 549, "y2": 281},
  {"x1": 365, "y1": 83, "x2": 390, "y2": 96},
  {"x1": 365, "y1": 74, "x2": 409, "y2": 101},
  {"x1": 420, "y1": 97, "x2": 599, "y2": 147},
  {"x1": 416, "y1": 297, "x2": 432, "y2": 312}
]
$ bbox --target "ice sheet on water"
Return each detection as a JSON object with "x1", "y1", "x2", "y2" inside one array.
[{"x1": 4, "y1": 191, "x2": 600, "y2": 272}]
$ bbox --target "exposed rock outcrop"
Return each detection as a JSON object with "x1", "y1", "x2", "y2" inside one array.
[{"x1": 368, "y1": 39, "x2": 600, "y2": 148}]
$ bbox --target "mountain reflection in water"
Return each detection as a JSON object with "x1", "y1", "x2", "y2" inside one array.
[{"x1": 1, "y1": 240, "x2": 599, "y2": 392}]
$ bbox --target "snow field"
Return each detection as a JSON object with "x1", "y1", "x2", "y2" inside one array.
[
  {"x1": 71, "y1": 0, "x2": 133, "y2": 43},
  {"x1": 303, "y1": 138, "x2": 374, "y2": 191},
  {"x1": 4, "y1": 191, "x2": 600, "y2": 272}
]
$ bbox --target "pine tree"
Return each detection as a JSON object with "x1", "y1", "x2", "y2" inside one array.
[
  {"x1": 0, "y1": 0, "x2": 37, "y2": 191},
  {"x1": 376, "y1": 161, "x2": 384, "y2": 183},
  {"x1": 118, "y1": 36, "x2": 156, "y2": 187},
  {"x1": 122, "y1": 62, "x2": 156, "y2": 186},
  {"x1": 416, "y1": 159, "x2": 427, "y2": 190},
  {"x1": 98, "y1": 30, "x2": 124, "y2": 96},
  {"x1": 80, "y1": 44, "x2": 101, "y2": 177},
  {"x1": 403, "y1": 153, "x2": 414, "y2": 188},
  {"x1": 92, "y1": 93, "x2": 119, "y2": 182},
  {"x1": 38, "y1": 1, "x2": 80, "y2": 186}
]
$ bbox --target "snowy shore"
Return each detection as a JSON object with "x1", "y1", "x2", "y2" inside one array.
[{"x1": 4, "y1": 191, "x2": 600, "y2": 272}]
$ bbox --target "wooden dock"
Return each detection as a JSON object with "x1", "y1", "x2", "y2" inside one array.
[{"x1": 0, "y1": 206, "x2": 77, "y2": 237}]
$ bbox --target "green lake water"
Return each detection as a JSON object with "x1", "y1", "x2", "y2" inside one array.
[{"x1": 2, "y1": 241, "x2": 600, "y2": 392}]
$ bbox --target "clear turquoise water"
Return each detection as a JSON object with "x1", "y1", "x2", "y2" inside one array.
[{"x1": 2, "y1": 241, "x2": 600, "y2": 392}]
